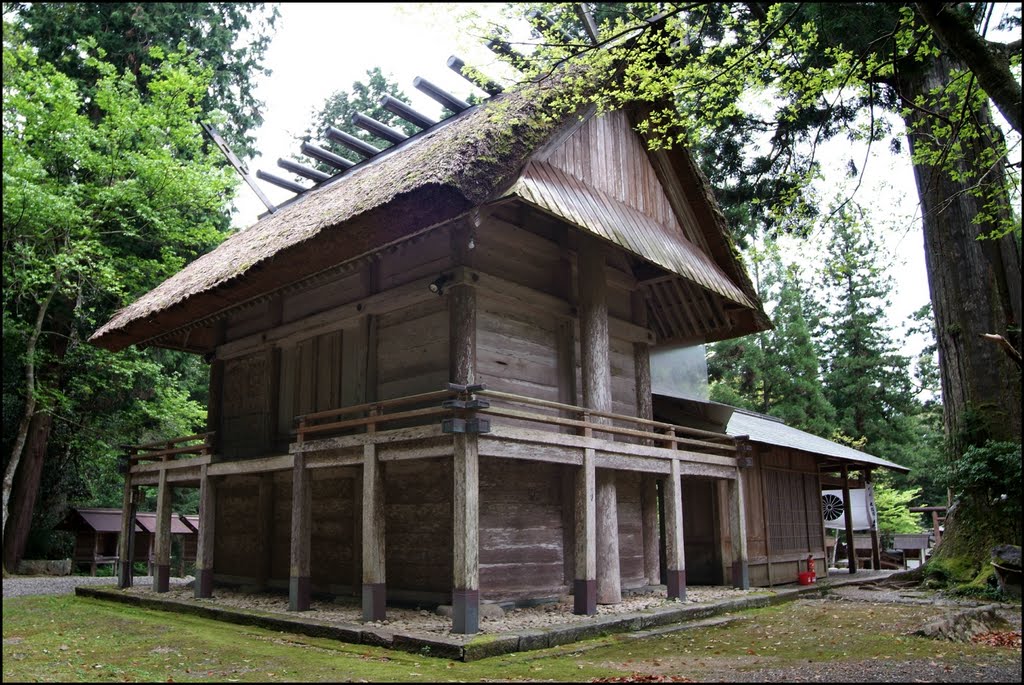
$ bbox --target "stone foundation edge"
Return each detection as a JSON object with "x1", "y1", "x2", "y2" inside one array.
[{"x1": 74, "y1": 577, "x2": 878, "y2": 662}]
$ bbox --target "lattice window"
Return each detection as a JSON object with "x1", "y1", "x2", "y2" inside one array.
[{"x1": 765, "y1": 468, "x2": 822, "y2": 554}]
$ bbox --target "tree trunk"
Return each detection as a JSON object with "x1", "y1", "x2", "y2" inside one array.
[
  {"x1": 2, "y1": 412, "x2": 54, "y2": 572},
  {"x1": 899, "y1": 53, "x2": 1022, "y2": 452},
  {"x1": 2, "y1": 283, "x2": 58, "y2": 571},
  {"x1": 898, "y1": 52, "x2": 1022, "y2": 567}
]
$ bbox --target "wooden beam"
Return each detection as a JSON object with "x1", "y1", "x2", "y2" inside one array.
[
  {"x1": 153, "y1": 466, "x2": 173, "y2": 592},
  {"x1": 413, "y1": 76, "x2": 470, "y2": 114},
  {"x1": 194, "y1": 465, "x2": 216, "y2": 598},
  {"x1": 729, "y1": 471, "x2": 749, "y2": 588},
  {"x1": 841, "y1": 464, "x2": 857, "y2": 574},
  {"x1": 664, "y1": 459, "x2": 686, "y2": 600},
  {"x1": 380, "y1": 93, "x2": 438, "y2": 130},
  {"x1": 208, "y1": 454, "x2": 294, "y2": 476},
  {"x1": 117, "y1": 472, "x2": 136, "y2": 589},
  {"x1": 362, "y1": 442, "x2": 386, "y2": 621},
  {"x1": 289, "y1": 452, "x2": 311, "y2": 611},
  {"x1": 574, "y1": 447, "x2": 597, "y2": 615}
]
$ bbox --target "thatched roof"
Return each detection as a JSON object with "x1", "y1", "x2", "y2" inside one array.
[{"x1": 91, "y1": 66, "x2": 768, "y2": 352}]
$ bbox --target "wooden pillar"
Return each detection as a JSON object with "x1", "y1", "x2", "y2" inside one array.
[
  {"x1": 289, "y1": 453, "x2": 311, "y2": 611},
  {"x1": 865, "y1": 469, "x2": 881, "y2": 570},
  {"x1": 449, "y1": 278, "x2": 480, "y2": 634},
  {"x1": 117, "y1": 468, "x2": 136, "y2": 588},
  {"x1": 153, "y1": 467, "x2": 173, "y2": 592},
  {"x1": 596, "y1": 469, "x2": 621, "y2": 604},
  {"x1": 574, "y1": 447, "x2": 597, "y2": 615},
  {"x1": 633, "y1": 317, "x2": 659, "y2": 587},
  {"x1": 255, "y1": 474, "x2": 274, "y2": 590},
  {"x1": 452, "y1": 433, "x2": 480, "y2": 633},
  {"x1": 578, "y1": 237, "x2": 620, "y2": 604},
  {"x1": 641, "y1": 476, "x2": 661, "y2": 585},
  {"x1": 664, "y1": 459, "x2": 686, "y2": 600},
  {"x1": 728, "y1": 472, "x2": 749, "y2": 589},
  {"x1": 841, "y1": 464, "x2": 857, "y2": 574},
  {"x1": 362, "y1": 442, "x2": 386, "y2": 621},
  {"x1": 194, "y1": 464, "x2": 216, "y2": 598}
]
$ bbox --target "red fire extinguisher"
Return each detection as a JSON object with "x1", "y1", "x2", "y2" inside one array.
[{"x1": 806, "y1": 554, "x2": 816, "y2": 578}]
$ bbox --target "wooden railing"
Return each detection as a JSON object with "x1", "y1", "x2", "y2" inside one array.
[
  {"x1": 293, "y1": 385, "x2": 738, "y2": 458},
  {"x1": 474, "y1": 389, "x2": 737, "y2": 456},
  {"x1": 127, "y1": 433, "x2": 215, "y2": 463},
  {"x1": 294, "y1": 389, "x2": 457, "y2": 444}
]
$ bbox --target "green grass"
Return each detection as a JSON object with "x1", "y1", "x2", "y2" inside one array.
[{"x1": 3, "y1": 595, "x2": 1019, "y2": 682}]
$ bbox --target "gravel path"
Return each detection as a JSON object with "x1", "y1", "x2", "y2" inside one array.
[{"x1": 3, "y1": 575, "x2": 193, "y2": 599}]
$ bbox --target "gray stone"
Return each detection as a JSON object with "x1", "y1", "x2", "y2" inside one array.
[
  {"x1": 436, "y1": 602, "x2": 503, "y2": 619},
  {"x1": 16, "y1": 559, "x2": 71, "y2": 576},
  {"x1": 463, "y1": 633, "x2": 520, "y2": 661}
]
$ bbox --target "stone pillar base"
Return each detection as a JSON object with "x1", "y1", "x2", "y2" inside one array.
[
  {"x1": 362, "y1": 582, "x2": 386, "y2": 622},
  {"x1": 452, "y1": 588, "x2": 480, "y2": 634},
  {"x1": 194, "y1": 568, "x2": 214, "y2": 599},
  {"x1": 666, "y1": 569, "x2": 686, "y2": 600},
  {"x1": 153, "y1": 564, "x2": 170, "y2": 593},
  {"x1": 573, "y1": 578, "x2": 597, "y2": 615},
  {"x1": 731, "y1": 561, "x2": 749, "y2": 589},
  {"x1": 289, "y1": 575, "x2": 311, "y2": 611}
]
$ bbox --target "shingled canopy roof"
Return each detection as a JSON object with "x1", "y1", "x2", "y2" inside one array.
[{"x1": 91, "y1": 65, "x2": 768, "y2": 353}]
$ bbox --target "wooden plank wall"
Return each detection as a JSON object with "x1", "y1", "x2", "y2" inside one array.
[
  {"x1": 385, "y1": 458, "x2": 453, "y2": 595},
  {"x1": 542, "y1": 109, "x2": 710, "y2": 252},
  {"x1": 615, "y1": 472, "x2": 646, "y2": 589},
  {"x1": 745, "y1": 444, "x2": 827, "y2": 586},
  {"x1": 212, "y1": 475, "x2": 261, "y2": 578},
  {"x1": 221, "y1": 353, "x2": 273, "y2": 459},
  {"x1": 479, "y1": 458, "x2": 569, "y2": 601},
  {"x1": 377, "y1": 297, "x2": 449, "y2": 401}
]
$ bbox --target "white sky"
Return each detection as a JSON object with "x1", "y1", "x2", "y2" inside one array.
[{"x1": 228, "y1": 3, "x2": 1017, "y2": 372}]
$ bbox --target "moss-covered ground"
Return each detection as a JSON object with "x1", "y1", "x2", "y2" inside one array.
[{"x1": 3, "y1": 595, "x2": 1019, "y2": 682}]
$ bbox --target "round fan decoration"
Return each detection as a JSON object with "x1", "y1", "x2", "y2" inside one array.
[{"x1": 821, "y1": 493, "x2": 845, "y2": 522}]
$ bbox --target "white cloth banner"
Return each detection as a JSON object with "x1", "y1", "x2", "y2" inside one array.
[{"x1": 821, "y1": 485, "x2": 877, "y2": 531}]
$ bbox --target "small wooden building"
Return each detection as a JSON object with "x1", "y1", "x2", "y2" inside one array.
[
  {"x1": 656, "y1": 396, "x2": 909, "y2": 584},
  {"x1": 57, "y1": 507, "x2": 199, "y2": 576},
  {"x1": 88, "y1": 64, "x2": 884, "y2": 633}
]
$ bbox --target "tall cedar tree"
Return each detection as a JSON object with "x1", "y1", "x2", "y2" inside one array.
[
  {"x1": 13, "y1": 2, "x2": 279, "y2": 159},
  {"x1": 819, "y1": 209, "x2": 917, "y2": 463},
  {"x1": 709, "y1": 248, "x2": 837, "y2": 437}
]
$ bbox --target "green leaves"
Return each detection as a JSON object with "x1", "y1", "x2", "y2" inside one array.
[{"x1": 3, "y1": 26, "x2": 232, "y2": 508}]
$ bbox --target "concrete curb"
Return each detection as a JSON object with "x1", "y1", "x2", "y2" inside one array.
[{"x1": 75, "y1": 575, "x2": 882, "y2": 662}]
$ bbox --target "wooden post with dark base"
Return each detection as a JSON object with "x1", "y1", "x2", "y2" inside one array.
[
  {"x1": 449, "y1": 276, "x2": 480, "y2": 634},
  {"x1": 841, "y1": 464, "x2": 857, "y2": 574},
  {"x1": 362, "y1": 441, "x2": 386, "y2": 622},
  {"x1": 664, "y1": 459, "x2": 686, "y2": 600},
  {"x1": 289, "y1": 452, "x2": 311, "y2": 611},
  {"x1": 574, "y1": 447, "x2": 597, "y2": 615},
  {"x1": 452, "y1": 432, "x2": 480, "y2": 634},
  {"x1": 728, "y1": 472, "x2": 749, "y2": 589},
  {"x1": 117, "y1": 474, "x2": 137, "y2": 589},
  {"x1": 153, "y1": 465, "x2": 173, "y2": 593},
  {"x1": 578, "y1": 237, "x2": 620, "y2": 605},
  {"x1": 194, "y1": 464, "x2": 216, "y2": 598}
]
